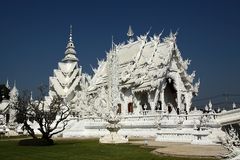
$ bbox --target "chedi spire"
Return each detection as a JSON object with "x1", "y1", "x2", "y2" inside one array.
[{"x1": 62, "y1": 25, "x2": 79, "y2": 62}]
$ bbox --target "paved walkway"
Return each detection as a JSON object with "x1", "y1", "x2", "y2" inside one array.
[{"x1": 130, "y1": 140, "x2": 229, "y2": 158}]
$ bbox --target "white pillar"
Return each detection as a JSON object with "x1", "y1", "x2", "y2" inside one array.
[
  {"x1": 153, "y1": 88, "x2": 160, "y2": 111},
  {"x1": 176, "y1": 74, "x2": 181, "y2": 110},
  {"x1": 132, "y1": 93, "x2": 140, "y2": 115},
  {"x1": 147, "y1": 92, "x2": 153, "y2": 111},
  {"x1": 177, "y1": 91, "x2": 181, "y2": 110},
  {"x1": 185, "y1": 93, "x2": 192, "y2": 113},
  {"x1": 160, "y1": 90, "x2": 165, "y2": 111}
]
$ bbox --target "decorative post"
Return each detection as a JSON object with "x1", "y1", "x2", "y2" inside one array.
[{"x1": 98, "y1": 46, "x2": 128, "y2": 144}]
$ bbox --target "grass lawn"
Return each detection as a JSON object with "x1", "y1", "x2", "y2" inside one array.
[{"x1": 0, "y1": 139, "x2": 218, "y2": 160}]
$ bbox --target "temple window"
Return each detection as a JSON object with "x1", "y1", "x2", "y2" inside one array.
[
  {"x1": 117, "y1": 103, "x2": 121, "y2": 114},
  {"x1": 128, "y1": 103, "x2": 133, "y2": 113}
]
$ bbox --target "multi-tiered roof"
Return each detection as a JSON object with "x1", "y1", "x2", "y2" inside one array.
[{"x1": 89, "y1": 28, "x2": 199, "y2": 96}]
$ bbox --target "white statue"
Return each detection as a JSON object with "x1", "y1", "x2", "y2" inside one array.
[{"x1": 220, "y1": 125, "x2": 240, "y2": 160}]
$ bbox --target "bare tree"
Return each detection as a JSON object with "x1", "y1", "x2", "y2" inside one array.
[{"x1": 14, "y1": 86, "x2": 70, "y2": 141}]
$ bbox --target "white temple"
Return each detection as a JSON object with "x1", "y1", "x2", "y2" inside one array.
[
  {"x1": 46, "y1": 26, "x2": 225, "y2": 143},
  {"x1": 42, "y1": 26, "x2": 239, "y2": 144},
  {"x1": 3, "y1": 26, "x2": 240, "y2": 147}
]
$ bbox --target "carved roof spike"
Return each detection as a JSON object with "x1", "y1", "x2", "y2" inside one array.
[
  {"x1": 127, "y1": 25, "x2": 134, "y2": 43},
  {"x1": 6, "y1": 78, "x2": 10, "y2": 89},
  {"x1": 10, "y1": 80, "x2": 19, "y2": 97},
  {"x1": 127, "y1": 25, "x2": 134, "y2": 37},
  {"x1": 168, "y1": 29, "x2": 178, "y2": 46},
  {"x1": 153, "y1": 29, "x2": 163, "y2": 43},
  {"x1": 30, "y1": 91, "x2": 33, "y2": 101},
  {"x1": 208, "y1": 100, "x2": 213, "y2": 110}
]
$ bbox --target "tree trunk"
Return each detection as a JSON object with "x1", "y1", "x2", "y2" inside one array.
[
  {"x1": 24, "y1": 122, "x2": 37, "y2": 139},
  {"x1": 41, "y1": 132, "x2": 51, "y2": 141}
]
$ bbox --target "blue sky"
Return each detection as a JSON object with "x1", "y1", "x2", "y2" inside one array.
[{"x1": 0, "y1": 0, "x2": 240, "y2": 107}]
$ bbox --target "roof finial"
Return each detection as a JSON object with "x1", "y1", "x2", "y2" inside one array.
[
  {"x1": 208, "y1": 100, "x2": 212, "y2": 111},
  {"x1": 112, "y1": 35, "x2": 114, "y2": 49},
  {"x1": 6, "y1": 78, "x2": 10, "y2": 89},
  {"x1": 30, "y1": 91, "x2": 33, "y2": 101},
  {"x1": 127, "y1": 25, "x2": 134, "y2": 43},
  {"x1": 13, "y1": 80, "x2": 16, "y2": 88},
  {"x1": 10, "y1": 80, "x2": 18, "y2": 99},
  {"x1": 69, "y1": 24, "x2": 73, "y2": 42},
  {"x1": 112, "y1": 35, "x2": 116, "y2": 50},
  {"x1": 127, "y1": 25, "x2": 134, "y2": 37}
]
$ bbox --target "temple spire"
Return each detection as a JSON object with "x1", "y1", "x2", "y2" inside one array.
[
  {"x1": 127, "y1": 25, "x2": 134, "y2": 43},
  {"x1": 62, "y1": 25, "x2": 78, "y2": 62}
]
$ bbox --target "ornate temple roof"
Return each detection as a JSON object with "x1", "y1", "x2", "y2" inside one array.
[{"x1": 88, "y1": 28, "x2": 199, "y2": 95}]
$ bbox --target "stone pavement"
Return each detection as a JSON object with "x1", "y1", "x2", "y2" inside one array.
[{"x1": 130, "y1": 140, "x2": 229, "y2": 158}]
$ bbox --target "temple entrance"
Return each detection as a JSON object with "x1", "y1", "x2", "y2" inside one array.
[
  {"x1": 164, "y1": 78, "x2": 177, "y2": 113},
  {"x1": 139, "y1": 92, "x2": 151, "y2": 110},
  {"x1": 155, "y1": 100, "x2": 162, "y2": 110}
]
